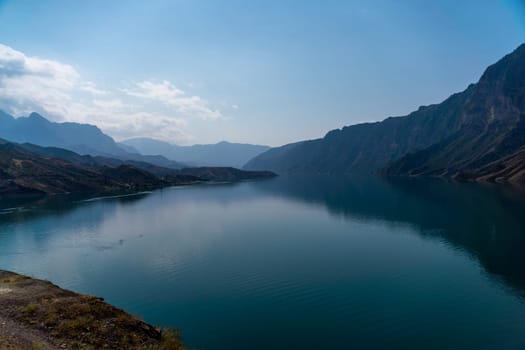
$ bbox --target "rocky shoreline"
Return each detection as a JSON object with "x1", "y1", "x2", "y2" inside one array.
[{"x1": 0, "y1": 271, "x2": 184, "y2": 350}]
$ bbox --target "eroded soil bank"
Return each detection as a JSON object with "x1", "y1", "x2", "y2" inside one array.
[{"x1": 0, "y1": 270, "x2": 185, "y2": 350}]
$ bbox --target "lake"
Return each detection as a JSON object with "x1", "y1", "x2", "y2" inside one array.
[{"x1": 1, "y1": 175, "x2": 525, "y2": 349}]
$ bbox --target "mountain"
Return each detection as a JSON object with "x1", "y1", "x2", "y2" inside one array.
[
  {"x1": 0, "y1": 139, "x2": 199, "y2": 195},
  {"x1": 385, "y1": 44, "x2": 525, "y2": 183},
  {"x1": 0, "y1": 139, "x2": 277, "y2": 195},
  {"x1": 245, "y1": 44, "x2": 525, "y2": 183},
  {"x1": 0, "y1": 111, "x2": 124, "y2": 155},
  {"x1": 121, "y1": 137, "x2": 271, "y2": 168},
  {"x1": 0, "y1": 111, "x2": 186, "y2": 169},
  {"x1": 244, "y1": 91, "x2": 469, "y2": 174},
  {"x1": 17, "y1": 143, "x2": 189, "y2": 178}
]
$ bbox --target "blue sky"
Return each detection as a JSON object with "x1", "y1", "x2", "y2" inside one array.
[{"x1": 0, "y1": 0, "x2": 524, "y2": 146}]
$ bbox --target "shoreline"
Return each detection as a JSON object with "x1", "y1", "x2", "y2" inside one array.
[{"x1": 0, "y1": 270, "x2": 185, "y2": 350}]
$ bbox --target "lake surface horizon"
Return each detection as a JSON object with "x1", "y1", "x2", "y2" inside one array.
[{"x1": 1, "y1": 176, "x2": 525, "y2": 349}]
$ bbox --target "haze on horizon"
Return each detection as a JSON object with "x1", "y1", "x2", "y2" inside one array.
[{"x1": 0, "y1": 0, "x2": 524, "y2": 147}]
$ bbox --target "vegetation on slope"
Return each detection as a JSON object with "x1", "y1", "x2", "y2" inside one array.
[
  {"x1": 0, "y1": 139, "x2": 277, "y2": 195},
  {"x1": 0, "y1": 271, "x2": 185, "y2": 350}
]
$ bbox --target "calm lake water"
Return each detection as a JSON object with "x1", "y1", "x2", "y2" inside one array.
[{"x1": 1, "y1": 176, "x2": 525, "y2": 349}]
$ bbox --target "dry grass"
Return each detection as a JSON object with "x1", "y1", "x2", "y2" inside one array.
[{"x1": 0, "y1": 270, "x2": 187, "y2": 350}]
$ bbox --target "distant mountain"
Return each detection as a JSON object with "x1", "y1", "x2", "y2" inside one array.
[
  {"x1": 0, "y1": 111, "x2": 186, "y2": 169},
  {"x1": 0, "y1": 111, "x2": 123, "y2": 155},
  {"x1": 117, "y1": 142, "x2": 140, "y2": 154},
  {"x1": 245, "y1": 44, "x2": 525, "y2": 184},
  {"x1": 121, "y1": 137, "x2": 271, "y2": 168}
]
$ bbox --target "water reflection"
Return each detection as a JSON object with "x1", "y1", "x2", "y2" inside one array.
[
  {"x1": 2, "y1": 177, "x2": 525, "y2": 300},
  {"x1": 1, "y1": 177, "x2": 525, "y2": 349},
  {"x1": 254, "y1": 175, "x2": 525, "y2": 297}
]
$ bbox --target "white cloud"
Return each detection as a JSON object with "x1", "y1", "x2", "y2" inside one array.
[
  {"x1": 0, "y1": 43, "x2": 79, "y2": 118},
  {"x1": 80, "y1": 81, "x2": 109, "y2": 95},
  {"x1": 122, "y1": 80, "x2": 222, "y2": 120},
  {"x1": 92, "y1": 98, "x2": 126, "y2": 109},
  {"x1": 99, "y1": 112, "x2": 192, "y2": 143},
  {"x1": 0, "y1": 43, "x2": 222, "y2": 143},
  {"x1": 232, "y1": 104, "x2": 239, "y2": 109}
]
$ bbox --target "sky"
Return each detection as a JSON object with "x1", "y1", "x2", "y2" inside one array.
[{"x1": 0, "y1": 0, "x2": 524, "y2": 146}]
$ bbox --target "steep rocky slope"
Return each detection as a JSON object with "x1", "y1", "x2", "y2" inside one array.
[
  {"x1": 386, "y1": 44, "x2": 525, "y2": 182},
  {"x1": 245, "y1": 44, "x2": 525, "y2": 183}
]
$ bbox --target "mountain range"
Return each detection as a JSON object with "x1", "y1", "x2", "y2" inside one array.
[
  {"x1": 121, "y1": 138, "x2": 270, "y2": 168},
  {"x1": 0, "y1": 110, "x2": 271, "y2": 169},
  {"x1": 3, "y1": 44, "x2": 525, "y2": 185},
  {"x1": 0, "y1": 139, "x2": 186, "y2": 195},
  {"x1": 0, "y1": 139, "x2": 276, "y2": 195},
  {"x1": 245, "y1": 44, "x2": 525, "y2": 184},
  {"x1": 0, "y1": 111, "x2": 186, "y2": 169}
]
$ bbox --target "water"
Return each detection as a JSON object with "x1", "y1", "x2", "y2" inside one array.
[{"x1": 1, "y1": 176, "x2": 525, "y2": 349}]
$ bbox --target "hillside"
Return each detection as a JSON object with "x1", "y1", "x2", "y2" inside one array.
[
  {"x1": 385, "y1": 44, "x2": 525, "y2": 182},
  {"x1": 175, "y1": 167, "x2": 276, "y2": 182},
  {"x1": 0, "y1": 270, "x2": 185, "y2": 349},
  {"x1": 245, "y1": 44, "x2": 525, "y2": 183},
  {"x1": 244, "y1": 89, "x2": 470, "y2": 174},
  {"x1": 0, "y1": 139, "x2": 198, "y2": 195},
  {"x1": 0, "y1": 140, "x2": 277, "y2": 195}
]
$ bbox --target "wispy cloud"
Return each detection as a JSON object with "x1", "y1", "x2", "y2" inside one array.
[
  {"x1": 122, "y1": 80, "x2": 222, "y2": 120},
  {"x1": 92, "y1": 98, "x2": 126, "y2": 109},
  {"x1": 0, "y1": 43, "x2": 221, "y2": 143},
  {"x1": 80, "y1": 81, "x2": 109, "y2": 95}
]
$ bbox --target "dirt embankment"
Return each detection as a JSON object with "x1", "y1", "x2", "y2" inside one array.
[{"x1": 0, "y1": 271, "x2": 185, "y2": 350}]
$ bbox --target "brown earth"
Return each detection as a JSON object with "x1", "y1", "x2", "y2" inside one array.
[{"x1": 0, "y1": 271, "x2": 185, "y2": 350}]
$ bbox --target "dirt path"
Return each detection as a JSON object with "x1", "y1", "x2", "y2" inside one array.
[{"x1": 0, "y1": 314, "x2": 58, "y2": 349}]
